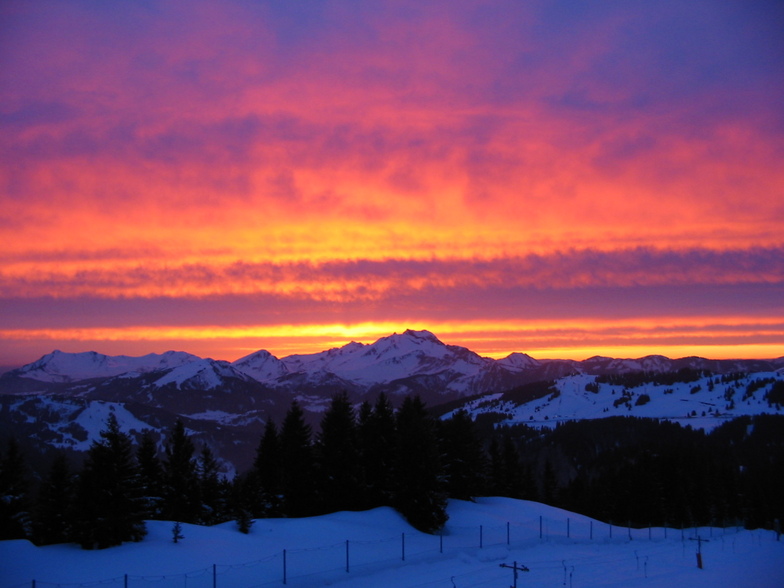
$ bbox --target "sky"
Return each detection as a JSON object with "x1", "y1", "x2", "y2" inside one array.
[{"x1": 1, "y1": 0, "x2": 783, "y2": 368}]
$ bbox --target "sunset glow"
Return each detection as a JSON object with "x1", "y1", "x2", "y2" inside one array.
[{"x1": 1, "y1": 0, "x2": 783, "y2": 367}]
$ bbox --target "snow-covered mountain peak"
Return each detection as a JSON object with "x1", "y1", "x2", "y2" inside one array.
[
  {"x1": 497, "y1": 352, "x2": 540, "y2": 371},
  {"x1": 232, "y1": 349, "x2": 289, "y2": 382},
  {"x1": 153, "y1": 358, "x2": 251, "y2": 390},
  {"x1": 271, "y1": 328, "x2": 486, "y2": 389},
  {"x1": 371, "y1": 329, "x2": 447, "y2": 356},
  {"x1": 9, "y1": 349, "x2": 200, "y2": 383},
  {"x1": 402, "y1": 329, "x2": 443, "y2": 344},
  {"x1": 234, "y1": 349, "x2": 279, "y2": 364}
]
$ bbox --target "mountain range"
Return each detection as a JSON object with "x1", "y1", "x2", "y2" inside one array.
[{"x1": 2, "y1": 329, "x2": 782, "y2": 475}]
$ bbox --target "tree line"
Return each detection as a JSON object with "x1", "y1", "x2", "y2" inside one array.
[
  {"x1": 481, "y1": 414, "x2": 784, "y2": 531},
  {"x1": 0, "y1": 393, "x2": 479, "y2": 547},
  {"x1": 2, "y1": 392, "x2": 782, "y2": 550}
]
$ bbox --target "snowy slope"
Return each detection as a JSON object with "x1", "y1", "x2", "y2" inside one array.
[
  {"x1": 0, "y1": 396, "x2": 152, "y2": 452},
  {"x1": 152, "y1": 358, "x2": 253, "y2": 390},
  {"x1": 2, "y1": 498, "x2": 782, "y2": 588},
  {"x1": 445, "y1": 371, "x2": 784, "y2": 430},
  {"x1": 232, "y1": 349, "x2": 289, "y2": 381},
  {"x1": 8, "y1": 350, "x2": 199, "y2": 383}
]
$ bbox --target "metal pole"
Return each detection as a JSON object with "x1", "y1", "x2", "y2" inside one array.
[
  {"x1": 440, "y1": 531, "x2": 443, "y2": 554},
  {"x1": 402, "y1": 532, "x2": 405, "y2": 561},
  {"x1": 346, "y1": 540, "x2": 349, "y2": 573},
  {"x1": 567, "y1": 518, "x2": 570, "y2": 539},
  {"x1": 590, "y1": 520, "x2": 593, "y2": 540},
  {"x1": 507, "y1": 521, "x2": 510, "y2": 545},
  {"x1": 539, "y1": 516, "x2": 543, "y2": 539},
  {"x1": 283, "y1": 549, "x2": 287, "y2": 585},
  {"x1": 479, "y1": 524, "x2": 483, "y2": 548}
]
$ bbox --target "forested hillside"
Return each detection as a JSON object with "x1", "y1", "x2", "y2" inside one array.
[{"x1": 2, "y1": 391, "x2": 782, "y2": 550}]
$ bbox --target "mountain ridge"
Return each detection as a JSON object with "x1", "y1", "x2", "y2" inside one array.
[
  {"x1": 2, "y1": 329, "x2": 782, "y2": 476},
  {"x1": 6, "y1": 329, "x2": 783, "y2": 387}
]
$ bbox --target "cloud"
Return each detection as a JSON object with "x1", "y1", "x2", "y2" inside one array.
[
  {"x1": 0, "y1": 247, "x2": 782, "y2": 301},
  {"x1": 1, "y1": 0, "x2": 783, "y2": 364}
]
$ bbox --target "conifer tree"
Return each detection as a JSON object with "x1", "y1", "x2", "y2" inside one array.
[
  {"x1": 487, "y1": 437, "x2": 505, "y2": 496},
  {"x1": 171, "y1": 521, "x2": 184, "y2": 543},
  {"x1": 487, "y1": 434, "x2": 529, "y2": 499},
  {"x1": 32, "y1": 453, "x2": 74, "y2": 545},
  {"x1": 356, "y1": 401, "x2": 374, "y2": 507},
  {"x1": 136, "y1": 431, "x2": 164, "y2": 519},
  {"x1": 197, "y1": 444, "x2": 224, "y2": 524},
  {"x1": 502, "y1": 436, "x2": 525, "y2": 498},
  {"x1": 358, "y1": 393, "x2": 397, "y2": 508},
  {"x1": 235, "y1": 506, "x2": 255, "y2": 534},
  {"x1": 279, "y1": 401, "x2": 315, "y2": 517},
  {"x1": 0, "y1": 438, "x2": 31, "y2": 540},
  {"x1": 316, "y1": 391, "x2": 359, "y2": 513},
  {"x1": 72, "y1": 414, "x2": 147, "y2": 549},
  {"x1": 541, "y1": 458, "x2": 559, "y2": 505},
  {"x1": 230, "y1": 471, "x2": 260, "y2": 527},
  {"x1": 253, "y1": 419, "x2": 282, "y2": 516},
  {"x1": 162, "y1": 419, "x2": 200, "y2": 523},
  {"x1": 393, "y1": 396, "x2": 448, "y2": 533},
  {"x1": 439, "y1": 410, "x2": 487, "y2": 501}
]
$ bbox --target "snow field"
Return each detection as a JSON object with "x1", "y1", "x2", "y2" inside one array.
[
  {"x1": 452, "y1": 372, "x2": 784, "y2": 431},
  {"x1": 2, "y1": 498, "x2": 782, "y2": 588}
]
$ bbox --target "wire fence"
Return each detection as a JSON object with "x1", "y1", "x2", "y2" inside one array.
[{"x1": 5, "y1": 516, "x2": 776, "y2": 588}]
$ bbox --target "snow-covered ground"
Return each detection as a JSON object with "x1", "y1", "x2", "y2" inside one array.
[
  {"x1": 2, "y1": 498, "x2": 782, "y2": 588},
  {"x1": 449, "y1": 372, "x2": 784, "y2": 431}
]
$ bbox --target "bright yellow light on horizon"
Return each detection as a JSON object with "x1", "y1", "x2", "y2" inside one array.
[{"x1": 2, "y1": 317, "x2": 782, "y2": 362}]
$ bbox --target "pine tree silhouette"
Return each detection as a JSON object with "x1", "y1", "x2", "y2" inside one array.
[
  {"x1": 162, "y1": 419, "x2": 200, "y2": 524},
  {"x1": 0, "y1": 438, "x2": 30, "y2": 540},
  {"x1": 280, "y1": 401, "x2": 315, "y2": 517},
  {"x1": 393, "y1": 396, "x2": 448, "y2": 533},
  {"x1": 32, "y1": 453, "x2": 74, "y2": 545},
  {"x1": 316, "y1": 392, "x2": 360, "y2": 513},
  {"x1": 72, "y1": 414, "x2": 146, "y2": 549}
]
